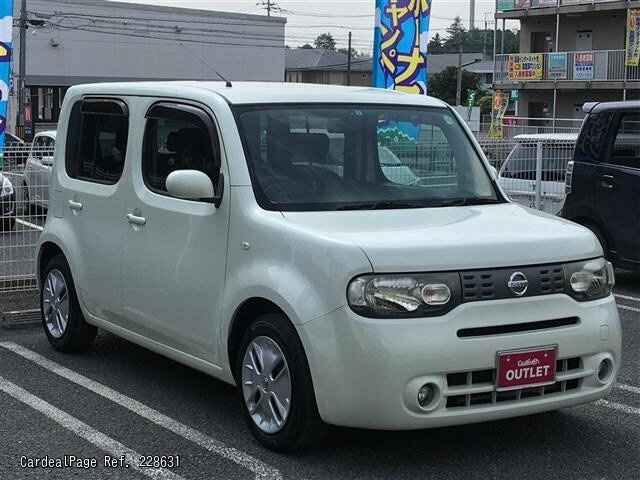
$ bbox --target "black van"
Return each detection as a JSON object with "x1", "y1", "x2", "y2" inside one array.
[{"x1": 562, "y1": 101, "x2": 640, "y2": 271}]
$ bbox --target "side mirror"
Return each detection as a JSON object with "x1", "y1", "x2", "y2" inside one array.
[
  {"x1": 166, "y1": 169, "x2": 224, "y2": 207},
  {"x1": 41, "y1": 156, "x2": 54, "y2": 166}
]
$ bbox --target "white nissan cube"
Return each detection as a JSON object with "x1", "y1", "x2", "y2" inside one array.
[{"x1": 36, "y1": 82, "x2": 620, "y2": 452}]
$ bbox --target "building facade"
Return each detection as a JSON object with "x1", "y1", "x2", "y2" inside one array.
[
  {"x1": 10, "y1": 0, "x2": 286, "y2": 136},
  {"x1": 493, "y1": 0, "x2": 640, "y2": 123}
]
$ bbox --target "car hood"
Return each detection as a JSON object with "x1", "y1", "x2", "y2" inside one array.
[{"x1": 281, "y1": 203, "x2": 601, "y2": 272}]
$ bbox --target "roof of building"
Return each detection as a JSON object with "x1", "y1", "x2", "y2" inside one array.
[
  {"x1": 69, "y1": 81, "x2": 449, "y2": 107},
  {"x1": 285, "y1": 49, "x2": 490, "y2": 76}
]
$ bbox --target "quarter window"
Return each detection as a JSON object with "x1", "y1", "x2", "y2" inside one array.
[
  {"x1": 142, "y1": 103, "x2": 219, "y2": 195},
  {"x1": 66, "y1": 99, "x2": 129, "y2": 185},
  {"x1": 611, "y1": 113, "x2": 640, "y2": 169}
]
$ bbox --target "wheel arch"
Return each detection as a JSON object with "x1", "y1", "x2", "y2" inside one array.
[{"x1": 38, "y1": 241, "x2": 65, "y2": 284}]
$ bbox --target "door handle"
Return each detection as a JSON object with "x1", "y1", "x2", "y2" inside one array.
[
  {"x1": 601, "y1": 175, "x2": 614, "y2": 190},
  {"x1": 126, "y1": 213, "x2": 147, "y2": 226},
  {"x1": 68, "y1": 200, "x2": 83, "y2": 211}
]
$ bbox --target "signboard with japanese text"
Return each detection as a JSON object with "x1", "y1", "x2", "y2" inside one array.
[
  {"x1": 488, "y1": 91, "x2": 510, "y2": 140},
  {"x1": 549, "y1": 53, "x2": 567, "y2": 79},
  {"x1": 508, "y1": 54, "x2": 544, "y2": 81},
  {"x1": 373, "y1": 0, "x2": 431, "y2": 95},
  {"x1": 574, "y1": 52, "x2": 594, "y2": 80},
  {"x1": 626, "y1": 9, "x2": 640, "y2": 67},
  {"x1": 497, "y1": 1, "x2": 514, "y2": 11},
  {"x1": 0, "y1": 0, "x2": 14, "y2": 165}
]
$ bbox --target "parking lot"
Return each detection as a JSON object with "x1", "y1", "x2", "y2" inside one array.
[{"x1": 1, "y1": 273, "x2": 639, "y2": 479}]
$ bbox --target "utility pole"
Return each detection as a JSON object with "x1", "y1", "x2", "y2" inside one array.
[
  {"x1": 347, "y1": 31, "x2": 352, "y2": 86},
  {"x1": 469, "y1": 0, "x2": 475, "y2": 30},
  {"x1": 257, "y1": 0, "x2": 279, "y2": 17},
  {"x1": 456, "y1": 44, "x2": 463, "y2": 106},
  {"x1": 17, "y1": 0, "x2": 27, "y2": 138}
]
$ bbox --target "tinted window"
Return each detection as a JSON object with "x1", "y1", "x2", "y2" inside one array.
[
  {"x1": 234, "y1": 105, "x2": 499, "y2": 211},
  {"x1": 574, "y1": 112, "x2": 613, "y2": 164},
  {"x1": 610, "y1": 113, "x2": 640, "y2": 169},
  {"x1": 66, "y1": 100, "x2": 129, "y2": 185},
  {"x1": 142, "y1": 104, "x2": 219, "y2": 195}
]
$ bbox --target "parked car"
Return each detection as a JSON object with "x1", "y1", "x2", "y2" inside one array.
[
  {"x1": 37, "y1": 82, "x2": 619, "y2": 452},
  {"x1": 498, "y1": 133, "x2": 577, "y2": 215},
  {"x1": 3, "y1": 132, "x2": 28, "y2": 168},
  {"x1": 562, "y1": 101, "x2": 640, "y2": 271},
  {"x1": 0, "y1": 171, "x2": 16, "y2": 231},
  {"x1": 23, "y1": 130, "x2": 56, "y2": 210}
]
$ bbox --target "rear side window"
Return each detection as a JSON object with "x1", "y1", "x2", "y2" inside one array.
[
  {"x1": 574, "y1": 112, "x2": 613, "y2": 164},
  {"x1": 66, "y1": 98, "x2": 129, "y2": 185},
  {"x1": 142, "y1": 103, "x2": 220, "y2": 195},
  {"x1": 610, "y1": 113, "x2": 640, "y2": 169}
]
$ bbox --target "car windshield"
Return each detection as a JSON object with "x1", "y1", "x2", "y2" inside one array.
[
  {"x1": 233, "y1": 105, "x2": 501, "y2": 211},
  {"x1": 502, "y1": 142, "x2": 575, "y2": 181}
]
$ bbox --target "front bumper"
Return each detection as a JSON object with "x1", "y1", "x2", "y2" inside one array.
[
  {"x1": 0, "y1": 192, "x2": 16, "y2": 218},
  {"x1": 298, "y1": 294, "x2": 621, "y2": 429}
]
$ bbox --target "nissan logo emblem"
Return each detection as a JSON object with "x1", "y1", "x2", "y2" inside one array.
[{"x1": 508, "y1": 272, "x2": 529, "y2": 296}]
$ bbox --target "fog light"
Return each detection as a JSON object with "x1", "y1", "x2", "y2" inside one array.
[
  {"x1": 597, "y1": 358, "x2": 613, "y2": 384},
  {"x1": 417, "y1": 383, "x2": 436, "y2": 408},
  {"x1": 421, "y1": 284, "x2": 451, "y2": 306}
]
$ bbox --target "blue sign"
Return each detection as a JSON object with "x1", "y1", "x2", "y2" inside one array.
[
  {"x1": 549, "y1": 52, "x2": 567, "y2": 80},
  {"x1": 372, "y1": 0, "x2": 432, "y2": 95}
]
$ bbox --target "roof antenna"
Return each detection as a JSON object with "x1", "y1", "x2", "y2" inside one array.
[{"x1": 216, "y1": 72, "x2": 232, "y2": 88}]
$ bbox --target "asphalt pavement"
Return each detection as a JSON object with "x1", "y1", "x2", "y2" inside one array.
[{"x1": 0, "y1": 272, "x2": 639, "y2": 480}]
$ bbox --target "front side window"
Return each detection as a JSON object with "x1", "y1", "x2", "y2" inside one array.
[
  {"x1": 610, "y1": 113, "x2": 640, "y2": 169},
  {"x1": 234, "y1": 105, "x2": 500, "y2": 211},
  {"x1": 142, "y1": 104, "x2": 219, "y2": 195},
  {"x1": 66, "y1": 99, "x2": 129, "y2": 185}
]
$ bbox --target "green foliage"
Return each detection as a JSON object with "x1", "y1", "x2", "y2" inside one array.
[
  {"x1": 427, "y1": 67, "x2": 480, "y2": 106},
  {"x1": 299, "y1": 44, "x2": 313, "y2": 49},
  {"x1": 314, "y1": 33, "x2": 336, "y2": 51},
  {"x1": 427, "y1": 18, "x2": 519, "y2": 55},
  {"x1": 476, "y1": 94, "x2": 493, "y2": 115}
]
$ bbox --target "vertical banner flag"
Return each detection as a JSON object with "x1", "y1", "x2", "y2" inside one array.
[
  {"x1": 0, "y1": 0, "x2": 13, "y2": 167},
  {"x1": 488, "y1": 91, "x2": 510, "y2": 140},
  {"x1": 373, "y1": 0, "x2": 431, "y2": 94},
  {"x1": 467, "y1": 90, "x2": 477, "y2": 122},
  {"x1": 626, "y1": 9, "x2": 640, "y2": 67}
]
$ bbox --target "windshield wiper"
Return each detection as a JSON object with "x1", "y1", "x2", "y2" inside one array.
[
  {"x1": 336, "y1": 201, "x2": 427, "y2": 211},
  {"x1": 435, "y1": 198, "x2": 503, "y2": 207}
]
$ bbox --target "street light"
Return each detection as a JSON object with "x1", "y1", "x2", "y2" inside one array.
[{"x1": 456, "y1": 48, "x2": 482, "y2": 106}]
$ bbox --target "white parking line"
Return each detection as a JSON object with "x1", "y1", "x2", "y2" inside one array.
[
  {"x1": 597, "y1": 399, "x2": 640, "y2": 417},
  {"x1": 0, "y1": 376, "x2": 185, "y2": 480},
  {"x1": 0, "y1": 342, "x2": 282, "y2": 480},
  {"x1": 615, "y1": 293, "x2": 640, "y2": 303},
  {"x1": 618, "y1": 304, "x2": 640, "y2": 313},
  {"x1": 617, "y1": 383, "x2": 640, "y2": 396},
  {"x1": 16, "y1": 218, "x2": 44, "y2": 231}
]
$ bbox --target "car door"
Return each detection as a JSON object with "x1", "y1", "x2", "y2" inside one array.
[
  {"x1": 595, "y1": 111, "x2": 640, "y2": 264},
  {"x1": 26, "y1": 135, "x2": 45, "y2": 203},
  {"x1": 121, "y1": 100, "x2": 229, "y2": 364},
  {"x1": 59, "y1": 97, "x2": 130, "y2": 322},
  {"x1": 38, "y1": 136, "x2": 55, "y2": 205}
]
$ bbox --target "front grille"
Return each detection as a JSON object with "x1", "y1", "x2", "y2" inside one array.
[
  {"x1": 461, "y1": 264, "x2": 565, "y2": 302},
  {"x1": 445, "y1": 357, "x2": 584, "y2": 409}
]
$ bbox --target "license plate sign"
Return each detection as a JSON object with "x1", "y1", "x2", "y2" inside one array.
[{"x1": 496, "y1": 346, "x2": 556, "y2": 391}]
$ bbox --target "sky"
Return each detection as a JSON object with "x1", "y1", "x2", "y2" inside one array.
[{"x1": 111, "y1": 1, "x2": 500, "y2": 54}]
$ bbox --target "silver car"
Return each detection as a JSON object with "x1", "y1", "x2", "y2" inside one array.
[{"x1": 23, "y1": 130, "x2": 56, "y2": 210}]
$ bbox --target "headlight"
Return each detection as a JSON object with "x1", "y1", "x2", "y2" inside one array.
[
  {"x1": 564, "y1": 257, "x2": 615, "y2": 301},
  {"x1": 347, "y1": 273, "x2": 461, "y2": 318},
  {"x1": 1, "y1": 176, "x2": 14, "y2": 197}
]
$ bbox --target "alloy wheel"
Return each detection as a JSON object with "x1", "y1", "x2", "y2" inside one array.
[{"x1": 42, "y1": 269, "x2": 70, "y2": 338}]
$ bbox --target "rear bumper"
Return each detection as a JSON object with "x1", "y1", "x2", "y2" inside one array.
[{"x1": 298, "y1": 294, "x2": 621, "y2": 430}]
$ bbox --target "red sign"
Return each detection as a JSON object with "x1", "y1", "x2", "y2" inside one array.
[
  {"x1": 24, "y1": 103, "x2": 32, "y2": 124},
  {"x1": 496, "y1": 346, "x2": 556, "y2": 391}
]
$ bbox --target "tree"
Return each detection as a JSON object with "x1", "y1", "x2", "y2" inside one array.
[
  {"x1": 444, "y1": 17, "x2": 466, "y2": 48},
  {"x1": 476, "y1": 94, "x2": 493, "y2": 115},
  {"x1": 427, "y1": 33, "x2": 445, "y2": 54},
  {"x1": 314, "y1": 33, "x2": 336, "y2": 51},
  {"x1": 338, "y1": 47, "x2": 358, "y2": 57},
  {"x1": 427, "y1": 67, "x2": 480, "y2": 106},
  {"x1": 299, "y1": 43, "x2": 314, "y2": 49}
]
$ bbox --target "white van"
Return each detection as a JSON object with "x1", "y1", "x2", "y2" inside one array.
[{"x1": 37, "y1": 82, "x2": 620, "y2": 451}]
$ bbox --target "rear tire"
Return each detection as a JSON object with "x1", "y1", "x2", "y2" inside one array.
[
  {"x1": 235, "y1": 313, "x2": 328, "y2": 452},
  {"x1": 1, "y1": 217, "x2": 15, "y2": 231},
  {"x1": 40, "y1": 254, "x2": 97, "y2": 352}
]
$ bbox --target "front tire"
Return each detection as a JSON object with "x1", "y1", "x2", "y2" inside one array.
[
  {"x1": 236, "y1": 313, "x2": 327, "y2": 452},
  {"x1": 40, "y1": 254, "x2": 97, "y2": 352}
]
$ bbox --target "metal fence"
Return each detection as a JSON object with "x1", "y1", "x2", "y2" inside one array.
[
  {"x1": 1, "y1": 143, "x2": 50, "y2": 293},
  {"x1": 0, "y1": 136, "x2": 577, "y2": 293}
]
